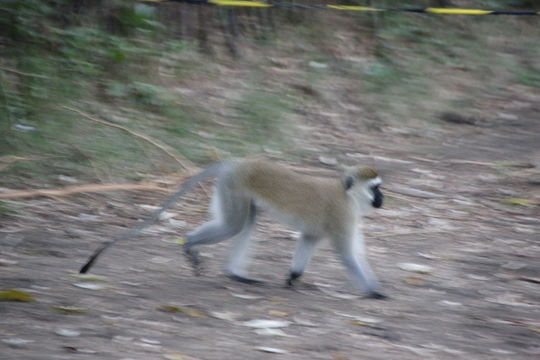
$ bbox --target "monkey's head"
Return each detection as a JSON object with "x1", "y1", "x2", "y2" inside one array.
[{"x1": 343, "y1": 166, "x2": 383, "y2": 215}]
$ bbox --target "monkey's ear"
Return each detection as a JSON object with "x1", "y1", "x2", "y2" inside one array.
[{"x1": 344, "y1": 176, "x2": 355, "y2": 190}]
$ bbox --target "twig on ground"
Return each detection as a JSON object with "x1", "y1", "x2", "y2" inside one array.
[
  {"x1": 0, "y1": 66, "x2": 50, "y2": 79},
  {"x1": 0, "y1": 183, "x2": 169, "y2": 200},
  {"x1": 409, "y1": 156, "x2": 496, "y2": 167},
  {"x1": 370, "y1": 228, "x2": 450, "y2": 238},
  {"x1": 60, "y1": 105, "x2": 194, "y2": 171},
  {"x1": 0, "y1": 155, "x2": 66, "y2": 171}
]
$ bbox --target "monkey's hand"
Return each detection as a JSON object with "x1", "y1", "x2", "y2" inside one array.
[{"x1": 183, "y1": 244, "x2": 203, "y2": 276}]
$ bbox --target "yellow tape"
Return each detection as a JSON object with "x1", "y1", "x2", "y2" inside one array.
[
  {"x1": 425, "y1": 8, "x2": 493, "y2": 15},
  {"x1": 141, "y1": 1, "x2": 539, "y2": 16},
  {"x1": 209, "y1": 0, "x2": 271, "y2": 7},
  {"x1": 326, "y1": 5, "x2": 381, "y2": 12}
]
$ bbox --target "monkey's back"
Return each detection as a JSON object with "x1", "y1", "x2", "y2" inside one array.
[{"x1": 235, "y1": 159, "x2": 355, "y2": 235}]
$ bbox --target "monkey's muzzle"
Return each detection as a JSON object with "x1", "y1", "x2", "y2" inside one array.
[{"x1": 371, "y1": 186, "x2": 383, "y2": 208}]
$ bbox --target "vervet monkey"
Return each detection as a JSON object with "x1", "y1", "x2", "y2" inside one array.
[{"x1": 80, "y1": 158, "x2": 385, "y2": 299}]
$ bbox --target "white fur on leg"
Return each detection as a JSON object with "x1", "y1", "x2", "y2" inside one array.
[{"x1": 226, "y1": 223, "x2": 255, "y2": 278}]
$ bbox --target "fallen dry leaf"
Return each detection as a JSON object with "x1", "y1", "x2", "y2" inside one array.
[
  {"x1": 0, "y1": 289, "x2": 36, "y2": 302},
  {"x1": 268, "y1": 310, "x2": 289, "y2": 317},
  {"x1": 501, "y1": 197, "x2": 539, "y2": 206},
  {"x1": 158, "y1": 305, "x2": 207, "y2": 318},
  {"x1": 404, "y1": 276, "x2": 426, "y2": 286},
  {"x1": 349, "y1": 320, "x2": 371, "y2": 326},
  {"x1": 267, "y1": 297, "x2": 289, "y2": 303},
  {"x1": 332, "y1": 354, "x2": 351, "y2": 360},
  {"x1": 51, "y1": 306, "x2": 88, "y2": 314},
  {"x1": 163, "y1": 353, "x2": 199, "y2": 360}
]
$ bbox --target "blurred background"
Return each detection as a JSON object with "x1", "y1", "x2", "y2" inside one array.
[
  {"x1": 1, "y1": 0, "x2": 539, "y2": 188},
  {"x1": 2, "y1": 2, "x2": 540, "y2": 359}
]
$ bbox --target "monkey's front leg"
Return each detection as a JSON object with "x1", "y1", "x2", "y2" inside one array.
[
  {"x1": 342, "y1": 255, "x2": 387, "y2": 299},
  {"x1": 286, "y1": 234, "x2": 319, "y2": 287},
  {"x1": 333, "y1": 233, "x2": 388, "y2": 300}
]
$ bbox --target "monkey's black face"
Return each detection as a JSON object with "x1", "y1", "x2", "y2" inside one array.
[{"x1": 371, "y1": 185, "x2": 383, "y2": 208}]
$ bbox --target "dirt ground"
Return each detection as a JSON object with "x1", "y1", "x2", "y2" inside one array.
[{"x1": 1, "y1": 84, "x2": 540, "y2": 359}]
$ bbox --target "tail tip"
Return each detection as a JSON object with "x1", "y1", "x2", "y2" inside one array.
[{"x1": 79, "y1": 262, "x2": 91, "y2": 274}]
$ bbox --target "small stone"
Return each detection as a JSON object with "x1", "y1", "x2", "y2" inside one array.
[
  {"x1": 209, "y1": 311, "x2": 239, "y2": 321},
  {"x1": 398, "y1": 263, "x2": 433, "y2": 274},
  {"x1": 78, "y1": 213, "x2": 100, "y2": 221},
  {"x1": 0, "y1": 258, "x2": 18, "y2": 266},
  {"x1": 439, "y1": 300, "x2": 462, "y2": 307},
  {"x1": 308, "y1": 61, "x2": 328, "y2": 69},
  {"x1": 256, "y1": 347, "x2": 288, "y2": 354},
  {"x1": 55, "y1": 329, "x2": 81, "y2": 337},
  {"x1": 319, "y1": 156, "x2": 338, "y2": 165},
  {"x1": 140, "y1": 338, "x2": 161, "y2": 345},
  {"x1": 2, "y1": 338, "x2": 35, "y2": 347},
  {"x1": 72, "y1": 283, "x2": 106, "y2": 290},
  {"x1": 230, "y1": 293, "x2": 263, "y2": 300},
  {"x1": 254, "y1": 328, "x2": 289, "y2": 337},
  {"x1": 242, "y1": 319, "x2": 291, "y2": 329},
  {"x1": 58, "y1": 175, "x2": 78, "y2": 183}
]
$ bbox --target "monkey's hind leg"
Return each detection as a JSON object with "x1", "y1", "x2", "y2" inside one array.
[
  {"x1": 183, "y1": 243, "x2": 203, "y2": 276},
  {"x1": 183, "y1": 219, "x2": 242, "y2": 276},
  {"x1": 226, "y1": 202, "x2": 264, "y2": 285},
  {"x1": 183, "y1": 181, "x2": 255, "y2": 279}
]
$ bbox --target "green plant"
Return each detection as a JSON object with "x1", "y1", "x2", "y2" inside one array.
[
  {"x1": 513, "y1": 65, "x2": 540, "y2": 88},
  {"x1": 0, "y1": 201, "x2": 16, "y2": 215},
  {"x1": 234, "y1": 91, "x2": 293, "y2": 145}
]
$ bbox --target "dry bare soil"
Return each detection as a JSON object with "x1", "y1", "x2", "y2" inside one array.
[{"x1": 1, "y1": 86, "x2": 539, "y2": 359}]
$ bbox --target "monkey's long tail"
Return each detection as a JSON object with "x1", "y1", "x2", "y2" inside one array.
[{"x1": 79, "y1": 161, "x2": 225, "y2": 274}]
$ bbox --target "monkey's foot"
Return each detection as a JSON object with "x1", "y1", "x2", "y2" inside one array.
[
  {"x1": 183, "y1": 245, "x2": 203, "y2": 276},
  {"x1": 286, "y1": 280, "x2": 318, "y2": 290},
  {"x1": 286, "y1": 271, "x2": 302, "y2": 288},
  {"x1": 366, "y1": 291, "x2": 388, "y2": 300},
  {"x1": 227, "y1": 273, "x2": 265, "y2": 285}
]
